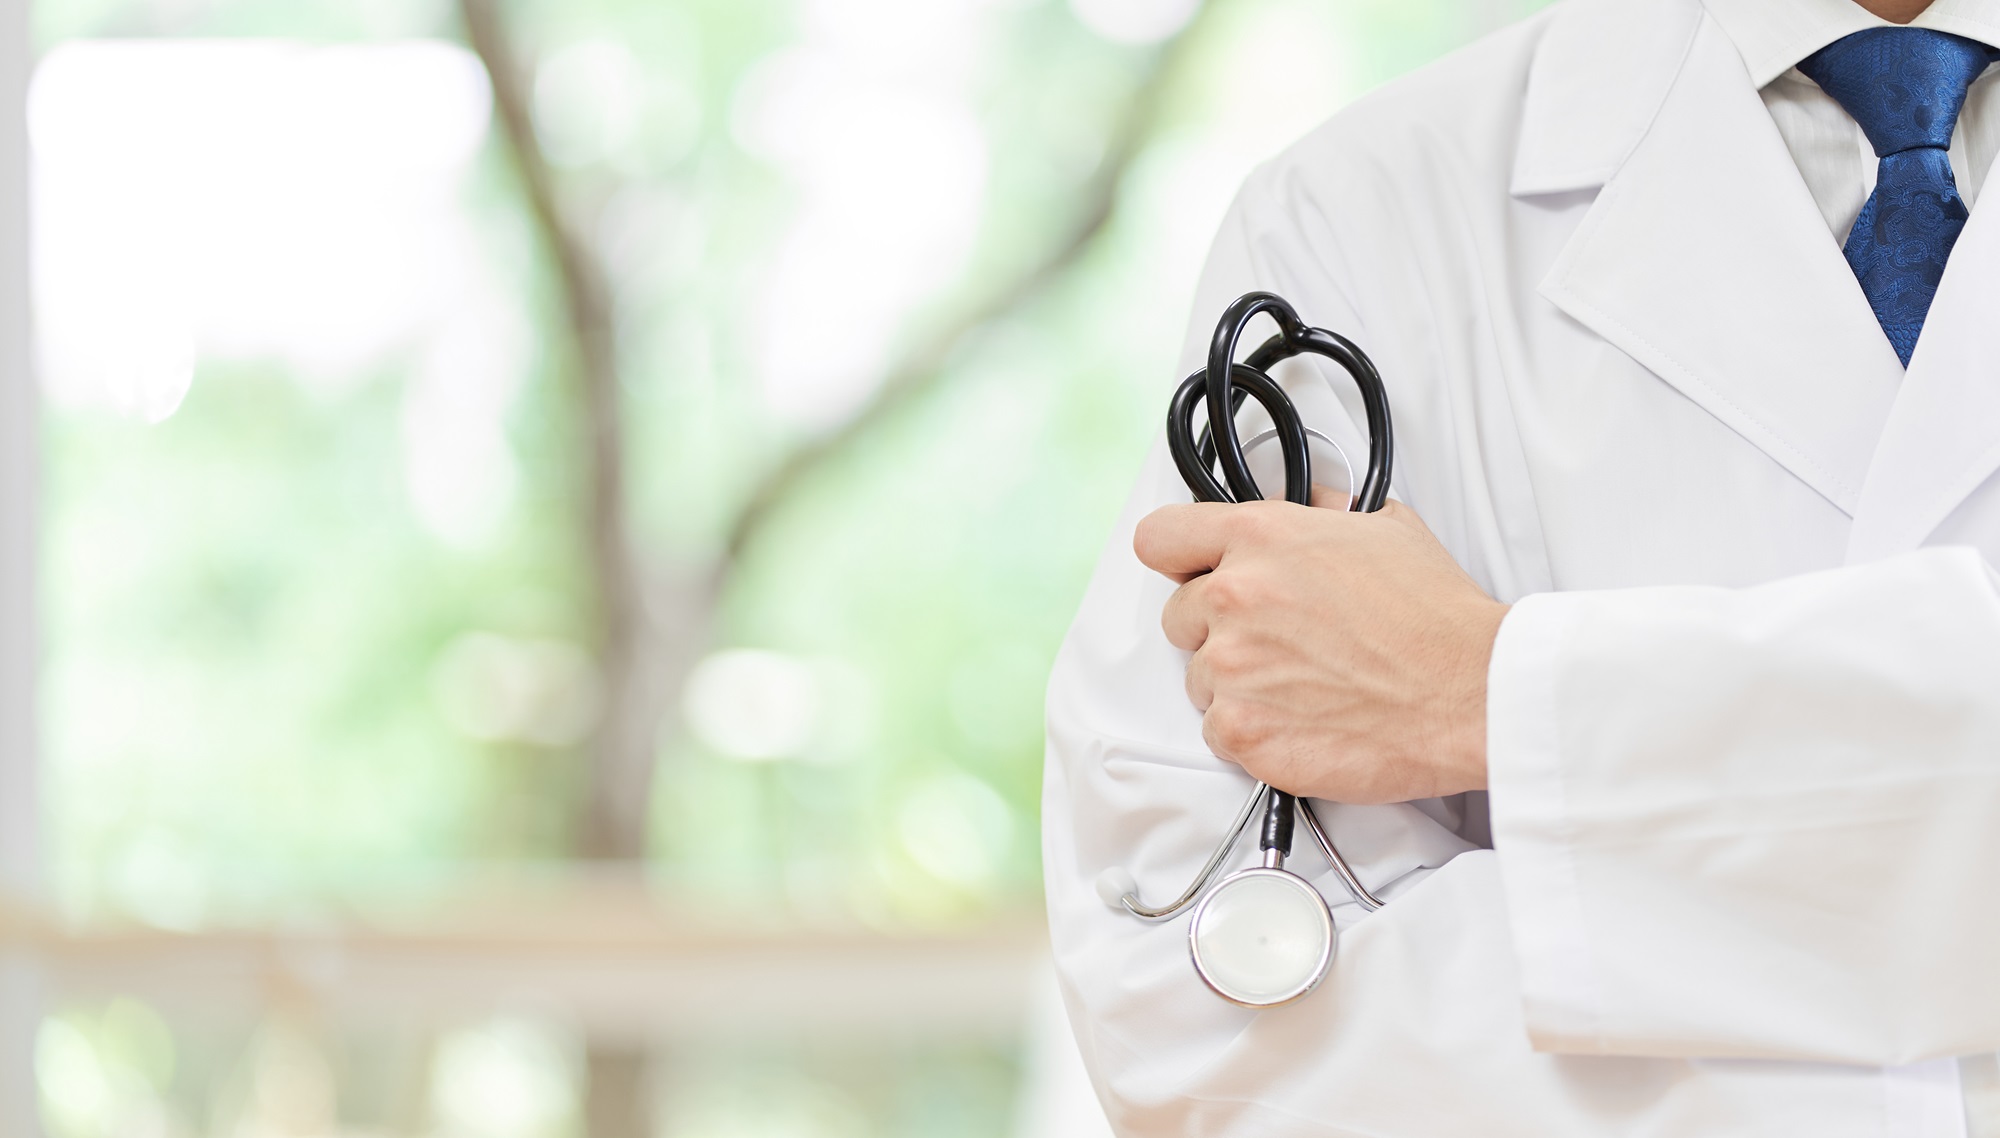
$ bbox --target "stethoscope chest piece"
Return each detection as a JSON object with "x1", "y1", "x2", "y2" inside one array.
[{"x1": 1189, "y1": 864, "x2": 1335, "y2": 1009}]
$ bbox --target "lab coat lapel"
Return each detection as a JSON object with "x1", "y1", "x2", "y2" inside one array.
[
  {"x1": 1535, "y1": 13, "x2": 1905, "y2": 516},
  {"x1": 1846, "y1": 195, "x2": 2000, "y2": 561}
]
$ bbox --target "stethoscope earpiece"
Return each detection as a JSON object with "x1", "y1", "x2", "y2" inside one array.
[{"x1": 1095, "y1": 866, "x2": 1139, "y2": 909}]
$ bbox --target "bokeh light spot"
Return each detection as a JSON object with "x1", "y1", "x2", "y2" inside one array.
[
  {"x1": 685, "y1": 648, "x2": 824, "y2": 761},
  {"x1": 1068, "y1": 0, "x2": 1201, "y2": 45},
  {"x1": 897, "y1": 772, "x2": 1014, "y2": 887}
]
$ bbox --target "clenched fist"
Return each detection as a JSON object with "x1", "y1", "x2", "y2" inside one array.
[{"x1": 1134, "y1": 488, "x2": 1507, "y2": 804}]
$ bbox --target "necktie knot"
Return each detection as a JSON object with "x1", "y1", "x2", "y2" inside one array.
[{"x1": 1798, "y1": 28, "x2": 1993, "y2": 156}]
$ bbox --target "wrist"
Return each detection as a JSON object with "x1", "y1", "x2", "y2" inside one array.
[{"x1": 1433, "y1": 599, "x2": 1508, "y2": 795}]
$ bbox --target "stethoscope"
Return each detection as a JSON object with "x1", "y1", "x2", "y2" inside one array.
[{"x1": 1095, "y1": 290, "x2": 1394, "y2": 1010}]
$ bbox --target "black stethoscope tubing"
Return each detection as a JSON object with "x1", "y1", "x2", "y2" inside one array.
[{"x1": 1168, "y1": 290, "x2": 1392, "y2": 513}]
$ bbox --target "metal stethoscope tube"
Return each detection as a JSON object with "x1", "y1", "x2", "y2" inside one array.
[{"x1": 1111, "y1": 780, "x2": 1384, "y2": 920}]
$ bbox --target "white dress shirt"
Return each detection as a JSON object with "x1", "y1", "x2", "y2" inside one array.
[{"x1": 1705, "y1": 0, "x2": 2000, "y2": 242}]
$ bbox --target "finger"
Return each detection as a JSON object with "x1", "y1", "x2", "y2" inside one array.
[
  {"x1": 1133, "y1": 503, "x2": 1236, "y2": 579},
  {"x1": 1183, "y1": 652, "x2": 1213, "y2": 711},
  {"x1": 1200, "y1": 703, "x2": 1241, "y2": 766},
  {"x1": 1160, "y1": 576, "x2": 1212, "y2": 652},
  {"x1": 1309, "y1": 482, "x2": 1353, "y2": 511}
]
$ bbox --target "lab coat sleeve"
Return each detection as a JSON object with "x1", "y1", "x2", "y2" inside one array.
[
  {"x1": 1040, "y1": 166, "x2": 1907, "y2": 1136},
  {"x1": 1488, "y1": 550, "x2": 2000, "y2": 1064}
]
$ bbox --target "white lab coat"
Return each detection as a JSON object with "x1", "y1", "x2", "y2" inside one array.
[{"x1": 1042, "y1": 0, "x2": 2000, "y2": 1133}]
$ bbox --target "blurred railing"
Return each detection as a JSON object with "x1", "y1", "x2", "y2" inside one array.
[
  {"x1": 1, "y1": 882, "x2": 1048, "y2": 1043},
  {"x1": 6, "y1": 884, "x2": 1100, "y2": 1136}
]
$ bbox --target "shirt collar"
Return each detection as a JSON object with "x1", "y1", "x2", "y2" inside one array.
[{"x1": 1703, "y1": 0, "x2": 2000, "y2": 87}]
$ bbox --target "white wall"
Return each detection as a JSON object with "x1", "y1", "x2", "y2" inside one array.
[{"x1": 0, "y1": 0, "x2": 38, "y2": 1130}]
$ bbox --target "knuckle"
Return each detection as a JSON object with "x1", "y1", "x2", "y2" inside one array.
[
  {"x1": 1202, "y1": 573, "x2": 1244, "y2": 613},
  {"x1": 1203, "y1": 700, "x2": 1266, "y2": 757},
  {"x1": 1200, "y1": 635, "x2": 1247, "y2": 678},
  {"x1": 1182, "y1": 665, "x2": 1208, "y2": 709},
  {"x1": 1200, "y1": 706, "x2": 1234, "y2": 756},
  {"x1": 1202, "y1": 571, "x2": 1266, "y2": 615}
]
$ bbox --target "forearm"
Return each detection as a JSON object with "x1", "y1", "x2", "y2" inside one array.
[{"x1": 1490, "y1": 546, "x2": 2000, "y2": 1063}]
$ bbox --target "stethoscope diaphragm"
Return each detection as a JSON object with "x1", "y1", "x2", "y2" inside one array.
[{"x1": 1188, "y1": 864, "x2": 1335, "y2": 1009}]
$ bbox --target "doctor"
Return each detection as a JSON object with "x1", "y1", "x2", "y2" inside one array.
[{"x1": 1045, "y1": 0, "x2": 2000, "y2": 1133}]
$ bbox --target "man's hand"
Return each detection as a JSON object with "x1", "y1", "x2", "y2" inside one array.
[{"x1": 1134, "y1": 488, "x2": 1507, "y2": 804}]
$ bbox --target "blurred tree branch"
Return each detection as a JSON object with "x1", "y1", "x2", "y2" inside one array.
[
  {"x1": 461, "y1": 0, "x2": 1217, "y2": 853},
  {"x1": 718, "y1": 4, "x2": 1216, "y2": 567},
  {"x1": 461, "y1": 0, "x2": 658, "y2": 863},
  {"x1": 460, "y1": 7, "x2": 663, "y2": 1133},
  {"x1": 458, "y1": 2, "x2": 1215, "y2": 1133}
]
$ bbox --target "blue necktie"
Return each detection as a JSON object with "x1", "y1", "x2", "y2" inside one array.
[{"x1": 1798, "y1": 29, "x2": 1996, "y2": 366}]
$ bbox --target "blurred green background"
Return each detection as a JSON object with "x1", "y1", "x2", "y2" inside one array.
[{"x1": 24, "y1": 0, "x2": 1545, "y2": 1134}]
